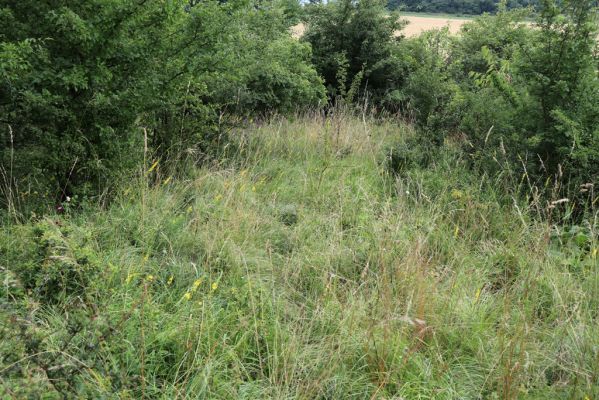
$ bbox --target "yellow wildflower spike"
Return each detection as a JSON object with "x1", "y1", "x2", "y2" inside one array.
[
  {"x1": 454, "y1": 226, "x2": 459, "y2": 238},
  {"x1": 592, "y1": 248, "x2": 597, "y2": 259},
  {"x1": 146, "y1": 160, "x2": 159, "y2": 174},
  {"x1": 146, "y1": 274, "x2": 154, "y2": 282},
  {"x1": 211, "y1": 282, "x2": 218, "y2": 291},
  {"x1": 163, "y1": 176, "x2": 172, "y2": 185},
  {"x1": 187, "y1": 206, "x2": 193, "y2": 213},
  {"x1": 183, "y1": 292, "x2": 192, "y2": 300},
  {"x1": 475, "y1": 287, "x2": 481, "y2": 302},
  {"x1": 167, "y1": 276, "x2": 174, "y2": 285}
]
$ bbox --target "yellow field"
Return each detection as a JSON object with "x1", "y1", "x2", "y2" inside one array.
[
  {"x1": 292, "y1": 15, "x2": 471, "y2": 38},
  {"x1": 400, "y1": 15, "x2": 469, "y2": 36}
]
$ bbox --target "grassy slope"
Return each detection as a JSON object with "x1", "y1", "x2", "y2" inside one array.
[{"x1": 1, "y1": 115, "x2": 598, "y2": 399}]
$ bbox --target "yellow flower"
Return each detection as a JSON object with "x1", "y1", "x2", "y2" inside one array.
[
  {"x1": 451, "y1": 189, "x2": 463, "y2": 200},
  {"x1": 592, "y1": 248, "x2": 597, "y2": 259},
  {"x1": 146, "y1": 274, "x2": 154, "y2": 282},
  {"x1": 454, "y1": 226, "x2": 459, "y2": 238},
  {"x1": 167, "y1": 276, "x2": 174, "y2": 285},
  {"x1": 126, "y1": 273, "x2": 136, "y2": 284},
  {"x1": 143, "y1": 254, "x2": 150, "y2": 263},
  {"x1": 183, "y1": 292, "x2": 192, "y2": 300},
  {"x1": 475, "y1": 287, "x2": 481, "y2": 302},
  {"x1": 163, "y1": 176, "x2": 172, "y2": 185},
  {"x1": 214, "y1": 194, "x2": 223, "y2": 202},
  {"x1": 192, "y1": 278, "x2": 203, "y2": 291},
  {"x1": 147, "y1": 160, "x2": 159, "y2": 174},
  {"x1": 187, "y1": 206, "x2": 193, "y2": 213},
  {"x1": 211, "y1": 282, "x2": 218, "y2": 291}
]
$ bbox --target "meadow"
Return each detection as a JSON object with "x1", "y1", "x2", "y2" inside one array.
[
  {"x1": 2, "y1": 114, "x2": 597, "y2": 398},
  {"x1": 2, "y1": 0, "x2": 597, "y2": 398}
]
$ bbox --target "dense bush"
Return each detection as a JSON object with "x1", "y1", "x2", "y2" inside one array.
[
  {"x1": 302, "y1": 0, "x2": 405, "y2": 102},
  {"x1": 0, "y1": 0, "x2": 324, "y2": 205},
  {"x1": 302, "y1": 0, "x2": 597, "y2": 204}
]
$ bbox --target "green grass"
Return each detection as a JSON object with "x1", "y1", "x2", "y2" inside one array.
[{"x1": 1, "y1": 114, "x2": 598, "y2": 399}]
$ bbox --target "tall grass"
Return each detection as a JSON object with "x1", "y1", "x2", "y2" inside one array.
[{"x1": 1, "y1": 113, "x2": 597, "y2": 398}]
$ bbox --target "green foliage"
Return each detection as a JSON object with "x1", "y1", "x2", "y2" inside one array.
[
  {"x1": 303, "y1": 0, "x2": 405, "y2": 102},
  {"x1": 392, "y1": 1, "x2": 598, "y2": 206},
  {"x1": 0, "y1": 0, "x2": 325, "y2": 206},
  {"x1": 387, "y1": 0, "x2": 537, "y2": 15}
]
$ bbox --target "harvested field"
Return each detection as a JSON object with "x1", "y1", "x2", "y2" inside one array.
[
  {"x1": 400, "y1": 15, "x2": 470, "y2": 36},
  {"x1": 292, "y1": 14, "x2": 472, "y2": 38}
]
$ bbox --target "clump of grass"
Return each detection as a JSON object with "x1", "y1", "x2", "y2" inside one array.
[{"x1": 1, "y1": 113, "x2": 597, "y2": 398}]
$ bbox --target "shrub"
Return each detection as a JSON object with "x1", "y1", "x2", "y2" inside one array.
[{"x1": 303, "y1": 0, "x2": 405, "y2": 103}]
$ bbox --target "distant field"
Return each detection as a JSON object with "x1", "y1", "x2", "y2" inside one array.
[
  {"x1": 400, "y1": 14, "x2": 470, "y2": 36},
  {"x1": 292, "y1": 13, "x2": 472, "y2": 38}
]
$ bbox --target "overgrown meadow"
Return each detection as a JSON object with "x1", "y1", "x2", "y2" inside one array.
[
  {"x1": 2, "y1": 114, "x2": 598, "y2": 398},
  {"x1": 1, "y1": 0, "x2": 598, "y2": 398}
]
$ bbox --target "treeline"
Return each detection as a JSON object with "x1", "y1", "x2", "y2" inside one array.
[
  {"x1": 387, "y1": 0, "x2": 538, "y2": 15},
  {"x1": 1, "y1": 0, "x2": 598, "y2": 216}
]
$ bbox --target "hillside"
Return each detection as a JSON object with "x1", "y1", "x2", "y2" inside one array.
[{"x1": 2, "y1": 115, "x2": 597, "y2": 398}]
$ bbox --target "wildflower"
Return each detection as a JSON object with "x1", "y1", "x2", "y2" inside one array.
[
  {"x1": 146, "y1": 160, "x2": 159, "y2": 174},
  {"x1": 163, "y1": 176, "x2": 172, "y2": 185},
  {"x1": 211, "y1": 282, "x2": 218, "y2": 291},
  {"x1": 454, "y1": 226, "x2": 459, "y2": 238},
  {"x1": 167, "y1": 276, "x2": 174, "y2": 285},
  {"x1": 214, "y1": 194, "x2": 223, "y2": 202},
  {"x1": 192, "y1": 278, "x2": 203, "y2": 291},
  {"x1": 451, "y1": 189, "x2": 463, "y2": 200},
  {"x1": 183, "y1": 292, "x2": 192, "y2": 300},
  {"x1": 187, "y1": 206, "x2": 193, "y2": 213},
  {"x1": 475, "y1": 287, "x2": 481, "y2": 302},
  {"x1": 146, "y1": 274, "x2": 154, "y2": 282},
  {"x1": 126, "y1": 273, "x2": 136, "y2": 284},
  {"x1": 592, "y1": 248, "x2": 597, "y2": 259},
  {"x1": 143, "y1": 254, "x2": 150, "y2": 263}
]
